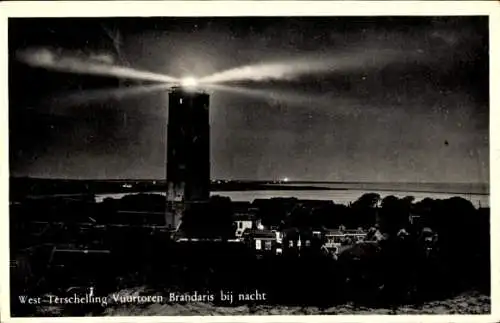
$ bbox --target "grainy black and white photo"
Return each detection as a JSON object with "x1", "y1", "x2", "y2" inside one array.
[{"x1": 6, "y1": 9, "x2": 492, "y2": 318}]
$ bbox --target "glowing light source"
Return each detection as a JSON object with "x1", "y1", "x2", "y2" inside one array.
[
  {"x1": 181, "y1": 77, "x2": 198, "y2": 88},
  {"x1": 283, "y1": 177, "x2": 289, "y2": 182}
]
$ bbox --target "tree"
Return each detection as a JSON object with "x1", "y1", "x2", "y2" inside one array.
[
  {"x1": 288, "y1": 205, "x2": 311, "y2": 229},
  {"x1": 208, "y1": 195, "x2": 235, "y2": 239},
  {"x1": 257, "y1": 198, "x2": 293, "y2": 227},
  {"x1": 350, "y1": 193, "x2": 380, "y2": 228},
  {"x1": 180, "y1": 196, "x2": 234, "y2": 239},
  {"x1": 401, "y1": 195, "x2": 415, "y2": 206},
  {"x1": 352, "y1": 193, "x2": 381, "y2": 209},
  {"x1": 379, "y1": 196, "x2": 410, "y2": 236}
]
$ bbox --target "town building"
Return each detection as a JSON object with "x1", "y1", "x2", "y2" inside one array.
[
  {"x1": 281, "y1": 228, "x2": 322, "y2": 257},
  {"x1": 242, "y1": 229, "x2": 279, "y2": 255},
  {"x1": 234, "y1": 214, "x2": 255, "y2": 238},
  {"x1": 323, "y1": 227, "x2": 367, "y2": 254}
]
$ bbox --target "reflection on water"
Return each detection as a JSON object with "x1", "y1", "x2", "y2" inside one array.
[{"x1": 95, "y1": 190, "x2": 489, "y2": 208}]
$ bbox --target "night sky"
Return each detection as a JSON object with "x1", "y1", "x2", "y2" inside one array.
[{"x1": 8, "y1": 17, "x2": 489, "y2": 183}]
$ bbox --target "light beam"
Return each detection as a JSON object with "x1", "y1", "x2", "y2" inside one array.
[
  {"x1": 16, "y1": 47, "x2": 179, "y2": 84},
  {"x1": 48, "y1": 83, "x2": 173, "y2": 107},
  {"x1": 204, "y1": 83, "x2": 358, "y2": 115},
  {"x1": 198, "y1": 48, "x2": 420, "y2": 84}
]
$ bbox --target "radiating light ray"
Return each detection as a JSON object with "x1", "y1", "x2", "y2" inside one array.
[
  {"x1": 205, "y1": 83, "x2": 358, "y2": 114},
  {"x1": 199, "y1": 48, "x2": 420, "y2": 84},
  {"x1": 206, "y1": 83, "x2": 322, "y2": 106},
  {"x1": 204, "y1": 84, "x2": 308, "y2": 105},
  {"x1": 16, "y1": 47, "x2": 179, "y2": 83},
  {"x1": 48, "y1": 83, "x2": 173, "y2": 106}
]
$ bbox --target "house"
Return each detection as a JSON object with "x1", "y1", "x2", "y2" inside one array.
[
  {"x1": 365, "y1": 227, "x2": 385, "y2": 242},
  {"x1": 323, "y1": 229, "x2": 345, "y2": 249},
  {"x1": 242, "y1": 229, "x2": 278, "y2": 254},
  {"x1": 322, "y1": 229, "x2": 367, "y2": 257},
  {"x1": 234, "y1": 218, "x2": 253, "y2": 238},
  {"x1": 282, "y1": 228, "x2": 322, "y2": 255},
  {"x1": 344, "y1": 229, "x2": 367, "y2": 242},
  {"x1": 233, "y1": 213, "x2": 256, "y2": 238},
  {"x1": 323, "y1": 228, "x2": 367, "y2": 249}
]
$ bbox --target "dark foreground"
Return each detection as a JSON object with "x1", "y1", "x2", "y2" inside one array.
[
  {"x1": 10, "y1": 237, "x2": 491, "y2": 316},
  {"x1": 9, "y1": 186, "x2": 491, "y2": 316},
  {"x1": 86, "y1": 291, "x2": 494, "y2": 315}
]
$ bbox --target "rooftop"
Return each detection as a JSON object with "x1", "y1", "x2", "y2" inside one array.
[
  {"x1": 233, "y1": 215, "x2": 255, "y2": 221},
  {"x1": 242, "y1": 229, "x2": 276, "y2": 239}
]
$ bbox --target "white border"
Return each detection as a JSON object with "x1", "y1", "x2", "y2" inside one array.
[{"x1": 0, "y1": 1, "x2": 498, "y2": 323}]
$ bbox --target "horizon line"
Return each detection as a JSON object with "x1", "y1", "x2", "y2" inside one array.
[{"x1": 9, "y1": 176, "x2": 489, "y2": 186}]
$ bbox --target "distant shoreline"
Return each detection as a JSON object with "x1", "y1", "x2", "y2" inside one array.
[
  {"x1": 14, "y1": 186, "x2": 491, "y2": 198},
  {"x1": 9, "y1": 177, "x2": 490, "y2": 198},
  {"x1": 214, "y1": 187, "x2": 490, "y2": 196}
]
